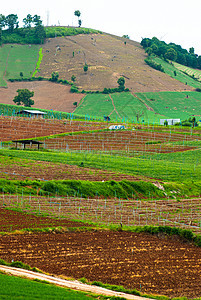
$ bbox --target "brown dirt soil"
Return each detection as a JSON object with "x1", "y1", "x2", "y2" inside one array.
[
  {"x1": 0, "y1": 116, "x2": 107, "y2": 141},
  {"x1": 37, "y1": 34, "x2": 193, "y2": 93},
  {"x1": 0, "y1": 230, "x2": 200, "y2": 298},
  {"x1": 0, "y1": 208, "x2": 87, "y2": 232},
  {"x1": 0, "y1": 81, "x2": 84, "y2": 112},
  {"x1": 0, "y1": 155, "x2": 141, "y2": 181},
  {"x1": 42, "y1": 129, "x2": 200, "y2": 153}
]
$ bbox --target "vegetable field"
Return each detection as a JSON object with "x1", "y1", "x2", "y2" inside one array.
[
  {"x1": 1, "y1": 115, "x2": 201, "y2": 299},
  {"x1": 0, "y1": 44, "x2": 40, "y2": 87}
]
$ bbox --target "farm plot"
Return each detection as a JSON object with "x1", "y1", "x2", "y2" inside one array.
[
  {"x1": 0, "y1": 44, "x2": 40, "y2": 87},
  {"x1": 136, "y1": 91, "x2": 201, "y2": 120},
  {"x1": 1, "y1": 195, "x2": 201, "y2": 234},
  {"x1": 0, "y1": 117, "x2": 107, "y2": 142},
  {"x1": 0, "y1": 154, "x2": 141, "y2": 181},
  {"x1": 42, "y1": 129, "x2": 200, "y2": 154},
  {"x1": 0, "y1": 208, "x2": 88, "y2": 232},
  {"x1": 0, "y1": 229, "x2": 201, "y2": 298}
]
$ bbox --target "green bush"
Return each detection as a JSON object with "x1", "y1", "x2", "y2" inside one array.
[
  {"x1": 70, "y1": 85, "x2": 79, "y2": 93},
  {"x1": 145, "y1": 58, "x2": 165, "y2": 72}
]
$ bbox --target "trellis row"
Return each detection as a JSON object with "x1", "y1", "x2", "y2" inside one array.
[
  {"x1": 42, "y1": 130, "x2": 200, "y2": 154},
  {"x1": 0, "y1": 117, "x2": 107, "y2": 142},
  {"x1": 0, "y1": 194, "x2": 201, "y2": 234}
]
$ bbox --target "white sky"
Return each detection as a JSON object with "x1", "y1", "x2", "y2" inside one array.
[{"x1": 2, "y1": 0, "x2": 201, "y2": 55}]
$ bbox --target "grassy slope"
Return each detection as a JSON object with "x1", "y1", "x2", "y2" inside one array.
[
  {"x1": 152, "y1": 56, "x2": 201, "y2": 89},
  {"x1": 0, "y1": 44, "x2": 40, "y2": 87},
  {"x1": 174, "y1": 61, "x2": 201, "y2": 81},
  {"x1": 0, "y1": 273, "x2": 99, "y2": 300},
  {"x1": 0, "y1": 147, "x2": 200, "y2": 183},
  {"x1": 75, "y1": 92, "x2": 169, "y2": 123},
  {"x1": 136, "y1": 91, "x2": 201, "y2": 120}
]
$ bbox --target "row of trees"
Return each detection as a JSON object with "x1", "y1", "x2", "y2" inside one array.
[
  {"x1": 0, "y1": 14, "x2": 42, "y2": 32},
  {"x1": 0, "y1": 14, "x2": 46, "y2": 44},
  {"x1": 141, "y1": 37, "x2": 201, "y2": 69}
]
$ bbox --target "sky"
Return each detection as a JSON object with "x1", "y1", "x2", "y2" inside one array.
[{"x1": 2, "y1": 0, "x2": 201, "y2": 55}]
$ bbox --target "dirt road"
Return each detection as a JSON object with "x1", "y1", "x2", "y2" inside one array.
[{"x1": 0, "y1": 265, "x2": 151, "y2": 300}]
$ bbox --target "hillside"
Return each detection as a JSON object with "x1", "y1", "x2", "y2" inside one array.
[
  {"x1": 0, "y1": 28, "x2": 199, "y2": 120},
  {"x1": 36, "y1": 33, "x2": 192, "y2": 93}
]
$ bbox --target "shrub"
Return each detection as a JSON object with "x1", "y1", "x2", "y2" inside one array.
[
  {"x1": 70, "y1": 85, "x2": 79, "y2": 93},
  {"x1": 145, "y1": 58, "x2": 165, "y2": 72}
]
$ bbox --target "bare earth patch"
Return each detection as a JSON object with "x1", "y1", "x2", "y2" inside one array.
[
  {"x1": 0, "y1": 81, "x2": 83, "y2": 113},
  {"x1": 0, "y1": 230, "x2": 200, "y2": 298}
]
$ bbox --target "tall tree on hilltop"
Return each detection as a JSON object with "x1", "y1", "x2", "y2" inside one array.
[
  {"x1": 23, "y1": 14, "x2": 33, "y2": 28},
  {"x1": 0, "y1": 14, "x2": 6, "y2": 29},
  {"x1": 74, "y1": 10, "x2": 81, "y2": 27},
  {"x1": 6, "y1": 14, "x2": 18, "y2": 32},
  {"x1": 33, "y1": 15, "x2": 42, "y2": 26}
]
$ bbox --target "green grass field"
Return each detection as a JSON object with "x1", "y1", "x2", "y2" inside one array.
[
  {"x1": 0, "y1": 147, "x2": 200, "y2": 184},
  {"x1": 75, "y1": 92, "x2": 169, "y2": 124},
  {"x1": 152, "y1": 56, "x2": 201, "y2": 89},
  {"x1": 75, "y1": 91, "x2": 201, "y2": 124},
  {"x1": 174, "y1": 62, "x2": 201, "y2": 82},
  {"x1": 0, "y1": 44, "x2": 40, "y2": 87},
  {"x1": 136, "y1": 91, "x2": 201, "y2": 120},
  {"x1": 0, "y1": 273, "x2": 103, "y2": 300}
]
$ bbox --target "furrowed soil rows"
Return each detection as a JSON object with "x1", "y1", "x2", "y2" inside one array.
[
  {"x1": 0, "y1": 208, "x2": 88, "y2": 232},
  {"x1": 1, "y1": 195, "x2": 201, "y2": 234},
  {"x1": 42, "y1": 129, "x2": 200, "y2": 153},
  {"x1": 0, "y1": 116, "x2": 107, "y2": 142},
  {"x1": 0, "y1": 229, "x2": 200, "y2": 298}
]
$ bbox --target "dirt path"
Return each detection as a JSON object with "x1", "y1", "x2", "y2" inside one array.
[
  {"x1": 0, "y1": 265, "x2": 151, "y2": 300},
  {"x1": 109, "y1": 94, "x2": 122, "y2": 118}
]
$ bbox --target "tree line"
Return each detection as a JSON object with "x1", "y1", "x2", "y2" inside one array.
[
  {"x1": 141, "y1": 37, "x2": 201, "y2": 69},
  {"x1": 0, "y1": 13, "x2": 46, "y2": 44}
]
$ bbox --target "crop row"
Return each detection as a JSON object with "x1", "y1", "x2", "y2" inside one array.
[
  {"x1": 41, "y1": 129, "x2": 200, "y2": 154},
  {"x1": 0, "y1": 117, "x2": 107, "y2": 142},
  {"x1": 1, "y1": 194, "x2": 201, "y2": 234}
]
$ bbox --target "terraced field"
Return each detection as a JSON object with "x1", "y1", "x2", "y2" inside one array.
[{"x1": 0, "y1": 116, "x2": 106, "y2": 142}]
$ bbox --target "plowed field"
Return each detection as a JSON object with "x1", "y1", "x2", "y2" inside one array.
[
  {"x1": 0, "y1": 208, "x2": 87, "y2": 232},
  {"x1": 0, "y1": 230, "x2": 200, "y2": 298},
  {"x1": 42, "y1": 129, "x2": 199, "y2": 153},
  {"x1": 0, "y1": 116, "x2": 107, "y2": 142}
]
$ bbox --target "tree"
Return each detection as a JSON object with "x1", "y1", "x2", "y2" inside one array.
[
  {"x1": 35, "y1": 24, "x2": 46, "y2": 44},
  {"x1": 50, "y1": 72, "x2": 59, "y2": 82},
  {"x1": 33, "y1": 15, "x2": 42, "y2": 26},
  {"x1": 189, "y1": 47, "x2": 195, "y2": 54},
  {"x1": 0, "y1": 14, "x2": 6, "y2": 29},
  {"x1": 71, "y1": 75, "x2": 76, "y2": 82},
  {"x1": 164, "y1": 48, "x2": 177, "y2": 61},
  {"x1": 117, "y1": 77, "x2": 125, "y2": 91},
  {"x1": 122, "y1": 35, "x2": 130, "y2": 39},
  {"x1": 83, "y1": 64, "x2": 88, "y2": 73},
  {"x1": 74, "y1": 10, "x2": 81, "y2": 18},
  {"x1": 74, "y1": 10, "x2": 81, "y2": 27},
  {"x1": 78, "y1": 19, "x2": 82, "y2": 27},
  {"x1": 13, "y1": 89, "x2": 34, "y2": 107},
  {"x1": 20, "y1": 72, "x2": 23, "y2": 78},
  {"x1": 73, "y1": 101, "x2": 78, "y2": 107},
  {"x1": 23, "y1": 14, "x2": 33, "y2": 28},
  {"x1": 6, "y1": 14, "x2": 19, "y2": 33}
]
